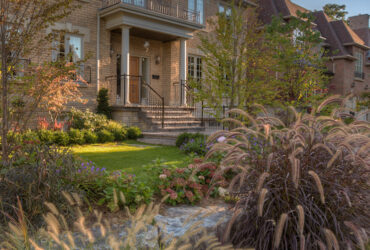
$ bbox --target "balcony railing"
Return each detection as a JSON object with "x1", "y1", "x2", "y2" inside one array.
[
  {"x1": 101, "y1": 0, "x2": 201, "y2": 24},
  {"x1": 354, "y1": 71, "x2": 365, "y2": 79}
]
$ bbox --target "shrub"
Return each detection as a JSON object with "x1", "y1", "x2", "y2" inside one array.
[
  {"x1": 83, "y1": 130, "x2": 98, "y2": 144},
  {"x1": 0, "y1": 143, "x2": 80, "y2": 227},
  {"x1": 21, "y1": 130, "x2": 40, "y2": 143},
  {"x1": 176, "y1": 132, "x2": 207, "y2": 148},
  {"x1": 69, "y1": 107, "x2": 107, "y2": 131},
  {"x1": 205, "y1": 97, "x2": 370, "y2": 249},
  {"x1": 68, "y1": 128, "x2": 85, "y2": 145},
  {"x1": 106, "y1": 121, "x2": 127, "y2": 141},
  {"x1": 126, "y1": 126, "x2": 142, "y2": 139},
  {"x1": 96, "y1": 88, "x2": 112, "y2": 119},
  {"x1": 96, "y1": 170, "x2": 153, "y2": 211},
  {"x1": 153, "y1": 158, "x2": 227, "y2": 205},
  {"x1": 53, "y1": 131, "x2": 70, "y2": 146},
  {"x1": 180, "y1": 136, "x2": 207, "y2": 156},
  {"x1": 97, "y1": 129, "x2": 114, "y2": 143},
  {"x1": 37, "y1": 129, "x2": 55, "y2": 145}
]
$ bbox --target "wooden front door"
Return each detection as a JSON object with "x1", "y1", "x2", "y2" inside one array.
[{"x1": 129, "y1": 56, "x2": 140, "y2": 104}]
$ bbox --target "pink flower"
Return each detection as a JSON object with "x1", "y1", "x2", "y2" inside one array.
[
  {"x1": 176, "y1": 168, "x2": 185, "y2": 174},
  {"x1": 193, "y1": 158, "x2": 203, "y2": 164},
  {"x1": 188, "y1": 164, "x2": 196, "y2": 169},
  {"x1": 159, "y1": 174, "x2": 167, "y2": 179},
  {"x1": 185, "y1": 191, "x2": 194, "y2": 202},
  {"x1": 170, "y1": 192, "x2": 178, "y2": 200}
]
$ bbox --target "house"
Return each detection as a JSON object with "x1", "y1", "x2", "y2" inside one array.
[
  {"x1": 18, "y1": 0, "x2": 370, "y2": 132},
  {"x1": 313, "y1": 12, "x2": 370, "y2": 95}
]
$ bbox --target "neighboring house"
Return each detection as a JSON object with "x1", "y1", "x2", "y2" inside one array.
[
  {"x1": 313, "y1": 12, "x2": 370, "y2": 95},
  {"x1": 20, "y1": 0, "x2": 370, "y2": 131}
]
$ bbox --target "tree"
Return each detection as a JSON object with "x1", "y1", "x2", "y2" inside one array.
[
  {"x1": 0, "y1": 0, "x2": 76, "y2": 165},
  {"x1": 190, "y1": 2, "x2": 277, "y2": 118},
  {"x1": 323, "y1": 4, "x2": 348, "y2": 21},
  {"x1": 265, "y1": 11, "x2": 329, "y2": 108},
  {"x1": 10, "y1": 61, "x2": 87, "y2": 130},
  {"x1": 97, "y1": 88, "x2": 113, "y2": 119}
]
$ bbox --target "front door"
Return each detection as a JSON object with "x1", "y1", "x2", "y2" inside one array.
[{"x1": 129, "y1": 56, "x2": 140, "y2": 104}]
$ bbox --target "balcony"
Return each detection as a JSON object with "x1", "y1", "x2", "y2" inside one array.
[
  {"x1": 354, "y1": 71, "x2": 365, "y2": 80},
  {"x1": 102, "y1": 0, "x2": 201, "y2": 25}
]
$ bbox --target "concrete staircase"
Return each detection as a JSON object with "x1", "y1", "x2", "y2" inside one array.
[{"x1": 138, "y1": 106, "x2": 204, "y2": 145}]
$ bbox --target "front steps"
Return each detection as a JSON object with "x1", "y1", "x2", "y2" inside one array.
[
  {"x1": 140, "y1": 106, "x2": 204, "y2": 132},
  {"x1": 138, "y1": 106, "x2": 204, "y2": 145}
]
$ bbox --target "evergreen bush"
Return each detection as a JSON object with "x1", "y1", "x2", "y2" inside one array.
[{"x1": 96, "y1": 88, "x2": 112, "y2": 119}]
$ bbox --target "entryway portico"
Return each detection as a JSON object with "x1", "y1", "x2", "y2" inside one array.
[{"x1": 100, "y1": 0, "x2": 203, "y2": 106}]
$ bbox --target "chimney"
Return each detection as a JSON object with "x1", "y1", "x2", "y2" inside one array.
[{"x1": 348, "y1": 14, "x2": 369, "y2": 30}]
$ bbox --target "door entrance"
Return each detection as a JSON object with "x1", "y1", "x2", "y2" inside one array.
[{"x1": 129, "y1": 56, "x2": 140, "y2": 104}]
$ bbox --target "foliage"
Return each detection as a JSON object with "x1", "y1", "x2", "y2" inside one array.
[
  {"x1": 191, "y1": 2, "x2": 276, "y2": 115},
  {"x1": 96, "y1": 88, "x2": 112, "y2": 119},
  {"x1": 153, "y1": 158, "x2": 228, "y2": 205},
  {"x1": 179, "y1": 137, "x2": 207, "y2": 156},
  {"x1": 204, "y1": 97, "x2": 369, "y2": 249},
  {"x1": 98, "y1": 171, "x2": 153, "y2": 212},
  {"x1": 175, "y1": 132, "x2": 206, "y2": 148},
  {"x1": 1, "y1": 197, "x2": 232, "y2": 250},
  {"x1": 53, "y1": 130, "x2": 70, "y2": 146},
  {"x1": 69, "y1": 108, "x2": 108, "y2": 131},
  {"x1": 82, "y1": 129, "x2": 98, "y2": 144},
  {"x1": 97, "y1": 129, "x2": 115, "y2": 143},
  {"x1": 105, "y1": 121, "x2": 127, "y2": 141},
  {"x1": 126, "y1": 126, "x2": 142, "y2": 139},
  {"x1": 0, "y1": 143, "x2": 80, "y2": 227},
  {"x1": 68, "y1": 128, "x2": 85, "y2": 145},
  {"x1": 0, "y1": 0, "x2": 78, "y2": 165},
  {"x1": 37, "y1": 129, "x2": 55, "y2": 145},
  {"x1": 265, "y1": 11, "x2": 329, "y2": 107},
  {"x1": 323, "y1": 4, "x2": 348, "y2": 21}
]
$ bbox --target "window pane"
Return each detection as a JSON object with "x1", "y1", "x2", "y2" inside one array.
[
  {"x1": 68, "y1": 35, "x2": 82, "y2": 62},
  {"x1": 197, "y1": 0, "x2": 204, "y2": 24},
  {"x1": 219, "y1": 4, "x2": 224, "y2": 13}
]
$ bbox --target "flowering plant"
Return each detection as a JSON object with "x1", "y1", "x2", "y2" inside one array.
[{"x1": 158, "y1": 158, "x2": 228, "y2": 205}]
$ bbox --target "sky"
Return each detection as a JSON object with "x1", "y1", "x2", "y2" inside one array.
[{"x1": 292, "y1": 0, "x2": 370, "y2": 18}]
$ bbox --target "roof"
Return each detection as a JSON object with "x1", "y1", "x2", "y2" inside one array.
[
  {"x1": 351, "y1": 27, "x2": 370, "y2": 47},
  {"x1": 258, "y1": 0, "x2": 309, "y2": 23}
]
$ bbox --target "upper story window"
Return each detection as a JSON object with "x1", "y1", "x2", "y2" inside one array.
[
  {"x1": 188, "y1": 0, "x2": 204, "y2": 24},
  {"x1": 219, "y1": 3, "x2": 231, "y2": 17},
  {"x1": 52, "y1": 33, "x2": 84, "y2": 78},
  {"x1": 354, "y1": 51, "x2": 364, "y2": 78},
  {"x1": 122, "y1": 0, "x2": 145, "y2": 7}
]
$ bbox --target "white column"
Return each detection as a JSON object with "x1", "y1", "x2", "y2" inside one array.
[
  {"x1": 179, "y1": 38, "x2": 187, "y2": 105},
  {"x1": 121, "y1": 26, "x2": 130, "y2": 105}
]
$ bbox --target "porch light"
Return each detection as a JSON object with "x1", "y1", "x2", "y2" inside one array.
[{"x1": 144, "y1": 41, "x2": 150, "y2": 52}]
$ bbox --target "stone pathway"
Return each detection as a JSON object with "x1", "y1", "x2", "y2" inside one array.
[{"x1": 37, "y1": 204, "x2": 231, "y2": 249}]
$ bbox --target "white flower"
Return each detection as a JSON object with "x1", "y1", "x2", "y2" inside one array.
[
  {"x1": 159, "y1": 174, "x2": 167, "y2": 179},
  {"x1": 198, "y1": 175, "x2": 205, "y2": 180},
  {"x1": 218, "y1": 187, "x2": 229, "y2": 197},
  {"x1": 217, "y1": 136, "x2": 226, "y2": 143}
]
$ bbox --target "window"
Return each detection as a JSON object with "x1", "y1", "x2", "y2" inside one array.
[
  {"x1": 354, "y1": 52, "x2": 363, "y2": 78},
  {"x1": 188, "y1": 0, "x2": 204, "y2": 24},
  {"x1": 219, "y1": 3, "x2": 231, "y2": 16},
  {"x1": 122, "y1": 0, "x2": 145, "y2": 7},
  {"x1": 52, "y1": 33, "x2": 84, "y2": 78},
  {"x1": 188, "y1": 55, "x2": 202, "y2": 82}
]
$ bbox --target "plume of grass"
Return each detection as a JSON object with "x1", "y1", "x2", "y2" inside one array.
[{"x1": 273, "y1": 213, "x2": 288, "y2": 249}]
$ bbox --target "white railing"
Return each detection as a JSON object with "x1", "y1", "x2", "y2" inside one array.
[{"x1": 102, "y1": 0, "x2": 201, "y2": 24}]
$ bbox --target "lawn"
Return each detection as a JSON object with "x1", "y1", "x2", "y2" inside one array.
[{"x1": 71, "y1": 141, "x2": 190, "y2": 178}]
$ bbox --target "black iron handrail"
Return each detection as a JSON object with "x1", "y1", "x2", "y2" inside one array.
[
  {"x1": 101, "y1": 0, "x2": 201, "y2": 24},
  {"x1": 142, "y1": 81, "x2": 165, "y2": 128}
]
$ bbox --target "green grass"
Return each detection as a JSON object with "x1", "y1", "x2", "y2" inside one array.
[{"x1": 71, "y1": 140, "x2": 189, "y2": 178}]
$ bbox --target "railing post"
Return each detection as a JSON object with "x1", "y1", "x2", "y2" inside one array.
[
  {"x1": 161, "y1": 97, "x2": 165, "y2": 128},
  {"x1": 201, "y1": 101, "x2": 204, "y2": 127}
]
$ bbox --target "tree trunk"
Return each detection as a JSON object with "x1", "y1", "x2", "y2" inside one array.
[{"x1": 1, "y1": 23, "x2": 9, "y2": 166}]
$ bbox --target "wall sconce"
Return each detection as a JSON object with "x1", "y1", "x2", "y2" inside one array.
[
  {"x1": 144, "y1": 41, "x2": 150, "y2": 52},
  {"x1": 351, "y1": 82, "x2": 355, "y2": 88},
  {"x1": 365, "y1": 84, "x2": 369, "y2": 90},
  {"x1": 155, "y1": 55, "x2": 161, "y2": 65},
  {"x1": 110, "y1": 48, "x2": 114, "y2": 58}
]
